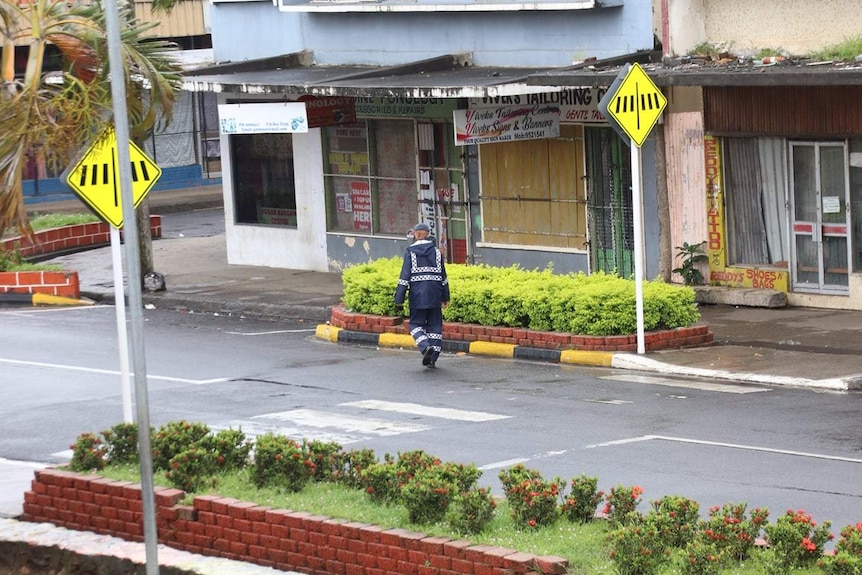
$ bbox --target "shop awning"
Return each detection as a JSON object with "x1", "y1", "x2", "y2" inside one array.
[{"x1": 182, "y1": 51, "x2": 564, "y2": 98}]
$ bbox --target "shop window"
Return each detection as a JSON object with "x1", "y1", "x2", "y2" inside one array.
[
  {"x1": 479, "y1": 124, "x2": 587, "y2": 249},
  {"x1": 230, "y1": 133, "x2": 297, "y2": 227},
  {"x1": 323, "y1": 119, "x2": 418, "y2": 236},
  {"x1": 723, "y1": 137, "x2": 789, "y2": 267}
]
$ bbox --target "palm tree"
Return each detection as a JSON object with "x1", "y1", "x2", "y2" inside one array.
[{"x1": 0, "y1": 0, "x2": 182, "y2": 241}]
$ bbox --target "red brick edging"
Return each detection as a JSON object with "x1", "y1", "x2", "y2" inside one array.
[
  {"x1": 330, "y1": 305, "x2": 713, "y2": 352},
  {"x1": 0, "y1": 216, "x2": 162, "y2": 299},
  {"x1": 22, "y1": 468, "x2": 569, "y2": 575}
]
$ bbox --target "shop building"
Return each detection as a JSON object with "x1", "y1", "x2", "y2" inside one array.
[{"x1": 183, "y1": 0, "x2": 663, "y2": 278}]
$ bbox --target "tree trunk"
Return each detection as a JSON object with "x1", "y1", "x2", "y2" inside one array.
[
  {"x1": 136, "y1": 197, "x2": 154, "y2": 278},
  {"x1": 653, "y1": 124, "x2": 673, "y2": 282}
]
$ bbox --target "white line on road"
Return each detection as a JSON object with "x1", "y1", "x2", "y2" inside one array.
[
  {"x1": 0, "y1": 305, "x2": 103, "y2": 315},
  {"x1": 253, "y1": 409, "x2": 430, "y2": 436},
  {"x1": 0, "y1": 358, "x2": 229, "y2": 385},
  {"x1": 340, "y1": 400, "x2": 511, "y2": 422},
  {"x1": 586, "y1": 434, "x2": 862, "y2": 464},
  {"x1": 0, "y1": 458, "x2": 49, "y2": 469},
  {"x1": 479, "y1": 458, "x2": 530, "y2": 470},
  {"x1": 601, "y1": 374, "x2": 770, "y2": 394},
  {"x1": 225, "y1": 329, "x2": 317, "y2": 336}
]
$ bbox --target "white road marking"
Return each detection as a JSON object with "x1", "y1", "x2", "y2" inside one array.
[
  {"x1": 0, "y1": 305, "x2": 102, "y2": 315},
  {"x1": 479, "y1": 458, "x2": 530, "y2": 470},
  {"x1": 340, "y1": 400, "x2": 511, "y2": 422},
  {"x1": 586, "y1": 434, "x2": 862, "y2": 464},
  {"x1": 0, "y1": 458, "x2": 49, "y2": 469},
  {"x1": 50, "y1": 450, "x2": 73, "y2": 460},
  {"x1": 213, "y1": 422, "x2": 363, "y2": 445},
  {"x1": 225, "y1": 329, "x2": 317, "y2": 336},
  {"x1": 583, "y1": 399, "x2": 633, "y2": 405},
  {"x1": 0, "y1": 358, "x2": 229, "y2": 385},
  {"x1": 253, "y1": 409, "x2": 430, "y2": 437},
  {"x1": 601, "y1": 374, "x2": 770, "y2": 394}
]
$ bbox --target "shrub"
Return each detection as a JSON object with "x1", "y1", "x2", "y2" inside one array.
[
  {"x1": 101, "y1": 422, "x2": 139, "y2": 465},
  {"x1": 304, "y1": 439, "x2": 343, "y2": 482},
  {"x1": 602, "y1": 484, "x2": 644, "y2": 526},
  {"x1": 401, "y1": 464, "x2": 458, "y2": 524},
  {"x1": 819, "y1": 522, "x2": 862, "y2": 575},
  {"x1": 250, "y1": 432, "x2": 315, "y2": 492},
  {"x1": 151, "y1": 421, "x2": 211, "y2": 472},
  {"x1": 679, "y1": 537, "x2": 726, "y2": 575},
  {"x1": 361, "y1": 460, "x2": 401, "y2": 505},
  {"x1": 197, "y1": 428, "x2": 251, "y2": 471},
  {"x1": 0, "y1": 244, "x2": 24, "y2": 272},
  {"x1": 762, "y1": 509, "x2": 833, "y2": 573},
  {"x1": 560, "y1": 474, "x2": 603, "y2": 523},
  {"x1": 334, "y1": 448, "x2": 377, "y2": 489},
  {"x1": 504, "y1": 474, "x2": 563, "y2": 529},
  {"x1": 607, "y1": 514, "x2": 671, "y2": 575},
  {"x1": 448, "y1": 486, "x2": 497, "y2": 535},
  {"x1": 395, "y1": 449, "x2": 441, "y2": 484},
  {"x1": 498, "y1": 464, "x2": 543, "y2": 501},
  {"x1": 341, "y1": 258, "x2": 700, "y2": 335},
  {"x1": 68, "y1": 432, "x2": 107, "y2": 472},
  {"x1": 699, "y1": 502, "x2": 768, "y2": 561},
  {"x1": 164, "y1": 447, "x2": 218, "y2": 493},
  {"x1": 647, "y1": 495, "x2": 700, "y2": 548}
]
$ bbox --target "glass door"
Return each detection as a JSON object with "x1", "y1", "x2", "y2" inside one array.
[{"x1": 789, "y1": 142, "x2": 851, "y2": 293}]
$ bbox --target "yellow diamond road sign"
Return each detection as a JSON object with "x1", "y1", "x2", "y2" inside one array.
[
  {"x1": 65, "y1": 128, "x2": 161, "y2": 228},
  {"x1": 599, "y1": 63, "x2": 667, "y2": 147}
]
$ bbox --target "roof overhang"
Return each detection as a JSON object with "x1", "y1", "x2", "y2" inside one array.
[
  {"x1": 276, "y1": 0, "x2": 621, "y2": 14},
  {"x1": 526, "y1": 57, "x2": 862, "y2": 88},
  {"x1": 182, "y1": 52, "x2": 563, "y2": 99}
]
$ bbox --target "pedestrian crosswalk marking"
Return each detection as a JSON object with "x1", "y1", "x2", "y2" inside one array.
[
  {"x1": 600, "y1": 374, "x2": 769, "y2": 394},
  {"x1": 253, "y1": 409, "x2": 430, "y2": 436},
  {"x1": 340, "y1": 400, "x2": 510, "y2": 422}
]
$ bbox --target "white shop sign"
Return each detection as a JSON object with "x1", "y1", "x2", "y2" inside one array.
[{"x1": 218, "y1": 103, "x2": 308, "y2": 134}]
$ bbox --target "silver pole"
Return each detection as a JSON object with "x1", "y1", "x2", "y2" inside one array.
[
  {"x1": 631, "y1": 139, "x2": 645, "y2": 354},
  {"x1": 110, "y1": 227, "x2": 133, "y2": 423},
  {"x1": 102, "y1": 0, "x2": 159, "y2": 572}
]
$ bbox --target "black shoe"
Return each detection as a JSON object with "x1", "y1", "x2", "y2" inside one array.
[
  {"x1": 422, "y1": 347, "x2": 434, "y2": 366},
  {"x1": 427, "y1": 361, "x2": 436, "y2": 369}
]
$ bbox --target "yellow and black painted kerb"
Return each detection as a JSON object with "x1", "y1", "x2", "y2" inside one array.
[
  {"x1": 0, "y1": 293, "x2": 93, "y2": 307},
  {"x1": 315, "y1": 324, "x2": 615, "y2": 367}
]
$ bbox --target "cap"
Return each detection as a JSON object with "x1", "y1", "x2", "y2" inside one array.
[{"x1": 413, "y1": 223, "x2": 431, "y2": 233}]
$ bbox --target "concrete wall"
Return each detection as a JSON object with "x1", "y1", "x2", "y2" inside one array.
[
  {"x1": 210, "y1": 0, "x2": 654, "y2": 67},
  {"x1": 666, "y1": 0, "x2": 862, "y2": 57}
]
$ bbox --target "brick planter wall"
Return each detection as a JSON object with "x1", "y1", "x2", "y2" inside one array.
[
  {"x1": 22, "y1": 468, "x2": 569, "y2": 575},
  {"x1": 330, "y1": 305, "x2": 713, "y2": 352},
  {"x1": 1, "y1": 216, "x2": 162, "y2": 299}
]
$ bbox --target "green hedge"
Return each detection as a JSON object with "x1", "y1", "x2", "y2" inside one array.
[{"x1": 342, "y1": 259, "x2": 700, "y2": 336}]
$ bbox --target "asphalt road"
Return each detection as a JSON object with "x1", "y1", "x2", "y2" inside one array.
[{"x1": 2, "y1": 302, "x2": 861, "y2": 534}]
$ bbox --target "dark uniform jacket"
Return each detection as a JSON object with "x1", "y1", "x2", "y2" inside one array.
[{"x1": 394, "y1": 239, "x2": 450, "y2": 309}]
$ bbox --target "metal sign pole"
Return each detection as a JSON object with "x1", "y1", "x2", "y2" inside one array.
[
  {"x1": 631, "y1": 139, "x2": 646, "y2": 354},
  {"x1": 102, "y1": 0, "x2": 159, "y2": 572},
  {"x1": 110, "y1": 227, "x2": 133, "y2": 423}
]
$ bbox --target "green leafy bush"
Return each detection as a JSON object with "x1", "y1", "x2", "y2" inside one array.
[
  {"x1": 250, "y1": 432, "x2": 315, "y2": 492},
  {"x1": 401, "y1": 464, "x2": 458, "y2": 524},
  {"x1": 602, "y1": 484, "x2": 644, "y2": 526},
  {"x1": 763, "y1": 509, "x2": 833, "y2": 573},
  {"x1": 303, "y1": 439, "x2": 343, "y2": 482},
  {"x1": 606, "y1": 514, "x2": 671, "y2": 575},
  {"x1": 164, "y1": 447, "x2": 218, "y2": 493},
  {"x1": 68, "y1": 432, "x2": 107, "y2": 472},
  {"x1": 647, "y1": 495, "x2": 700, "y2": 548},
  {"x1": 699, "y1": 502, "x2": 768, "y2": 561},
  {"x1": 819, "y1": 521, "x2": 862, "y2": 575},
  {"x1": 361, "y1": 460, "x2": 401, "y2": 505},
  {"x1": 341, "y1": 259, "x2": 699, "y2": 335},
  {"x1": 561, "y1": 474, "x2": 603, "y2": 523},
  {"x1": 101, "y1": 422, "x2": 139, "y2": 465},
  {"x1": 499, "y1": 465, "x2": 563, "y2": 528},
  {"x1": 334, "y1": 448, "x2": 377, "y2": 489},
  {"x1": 151, "y1": 420, "x2": 211, "y2": 472},
  {"x1": 447, "y1": 486, "x2": 497, "y2": 535},
  {"x1": 197, "y1": 428, "x2": 251, "y2": 471}
]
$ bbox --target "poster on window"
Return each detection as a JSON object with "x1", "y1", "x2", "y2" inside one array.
[
  {"x1": 351, "y1": 182, "x2": 372, "y2": 231},
  {"x1": 218, "y1": 103, "x2": 308, "y2": 134}
]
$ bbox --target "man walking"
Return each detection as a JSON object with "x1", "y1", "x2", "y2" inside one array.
[{"x1": 395, "y1": 223, "x2": 450, "y2": 368}]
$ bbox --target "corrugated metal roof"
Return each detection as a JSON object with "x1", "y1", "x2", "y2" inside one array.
[
  {"x1": 527, "y1": 55, "x2": 862, "y2": 87},
  {"x1": 182, "y1": 52, "x2": 562, "y2": 98}
]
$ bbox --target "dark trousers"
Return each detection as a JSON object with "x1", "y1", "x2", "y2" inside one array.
[{"x1": 408, "y1": 307, "x2": 443, "y2": 361}]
